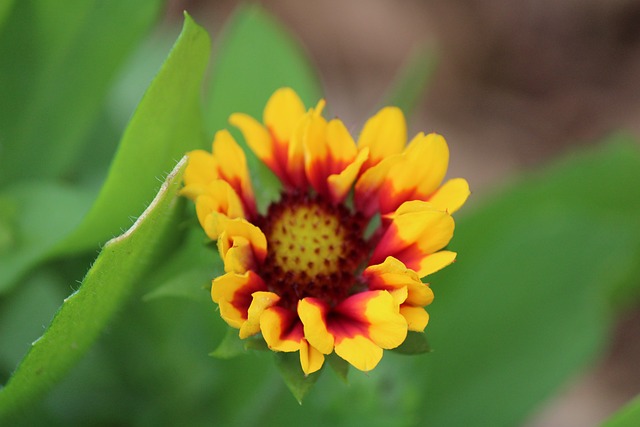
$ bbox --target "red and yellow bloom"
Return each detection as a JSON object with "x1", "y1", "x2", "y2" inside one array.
[{"x1": 182, "y1": 88, "x2": 469, "y2": 375}]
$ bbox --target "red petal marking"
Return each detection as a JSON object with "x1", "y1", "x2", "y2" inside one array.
[
  {"x1": 269, "y1": 306, "x2": 305, "y2": 343},
  {"x1": 306, "y1": 155, "x2": 329, "y2": 197},
  {"x1": 260, "y1": 128, "x2": 289, "y2": 187},
  {"x1": 229, "y1": 271, "x2": 268, "y2": 320},
  {"x1": 220, "y1": 174, "x2": 257, "y2": 220},
  {"x1": 326, "y1": 292, "x2": 377, "y2": 342},
  {"x1": 387, "y1": 245, "x2": 426, "y2": 273},
  {"x1": 267, "y1": 129, "x2": 308, "y2": 190},
  {"x1": 369, "y1": 222, "x2": 406, "y2": 265},
  {"x1": 378, "y1": 184, "x2": 415, "y2": 217}
]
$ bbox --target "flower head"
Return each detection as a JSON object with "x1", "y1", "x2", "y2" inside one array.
[{"x1": 182, "y1": 88, "x2": 469, "y2": 375}]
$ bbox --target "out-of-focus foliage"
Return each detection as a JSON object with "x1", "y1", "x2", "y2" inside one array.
[
  {"x1": 0, "y1": 0, "x2": 162, "y2": 185},
  {"x1": 0, "y1": 159, "x2": 187, "y2": 421},
  {"x1": 0, "y1": 2, "x2": 639, "y2": 426},
  {"x1": 604, "y1": 395, "x2": 640, "y2": 427}
]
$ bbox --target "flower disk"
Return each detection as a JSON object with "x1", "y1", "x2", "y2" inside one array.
[
  {"x1": 182, "y1": 87, "x2": 470, "y2": 375},
  {"x1": 258, "y1": 193, "x2": 368, "y2": 310}
]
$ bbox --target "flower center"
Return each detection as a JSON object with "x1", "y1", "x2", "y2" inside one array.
[{"x1": 258, "y1": 193, "x2": 368, "y2": 309}]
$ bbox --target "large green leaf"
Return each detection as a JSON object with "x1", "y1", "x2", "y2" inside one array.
[
  {"x1": 56, "y1": 13, "x2": 210, "y2": 255},
  {"x1": 205, "y1": 4, "x2": 321, "y2": 211},
  {"x1": 0, "y1": 0, "x2": 163, "y2": 185},
  {"x1": 414, "y1": 136, "x2": 640, "y2": 426},
  {"x1": 0, "y1": 158, "x2": 187, "y2": 421}
]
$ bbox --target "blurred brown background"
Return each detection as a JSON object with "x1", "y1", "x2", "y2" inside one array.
[{"x1": 170, "y1": 1, "x2": 640, "y2": 425}]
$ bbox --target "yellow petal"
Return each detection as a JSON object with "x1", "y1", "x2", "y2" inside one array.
[
  {"x1": 181, "y1": 150, "x2": 219, "y2": 200},
  {"x1": 326, "y1": 118, "x2": 358, "y2": 166},
  {"x1": 357, "y1": 106, "x2": 407, "y2": 169},
  {"x1": 263, "y1": 87, "x2": 307, "y2": 143},
  {"x1": 360, "y1": 291, "x2": 408, "y2": 350},
  {"x1": 408, "y1": 133, "x2": 450, "y2": 196},
  {"x1": 211, "y1": 271, "x2": 266, "y2": 329},
  {"x1": 379, "y1": 133, "x2": 449, "y2": 215},
  {"x1": 400, "y1": 306, "x2": 430, "y2": 332},
  {"x1": 428, "y1": 178, "x2": 470, "y2": 214},
  {"x1": 334, "y1": 335, "x2": 383, "y2": 372},
  {"x1": 217, "y1": 218, "x2": 267, "y2": 273},
  {"x1": 298, "y1": 298, "x2": 334, "y2": 354},
  {"x1": 212, "y1": 129, "x2": 257, "y2": 217},
  {"x1": 363, "y1": 256, "x2": 419, "y2": 305},
  {"x1": 373, "y1": 202, "x2": 454, "y2": 263},
  {"x1": 194, "y1": 180, "x2": 245, "y2": 240},
  {"x1": 229, "y1": 112, "x2": 276, "y2": 172},
  {"x1": 354, "y1": 154, "x2": 402, "y2": 216},
  {"x1": 299, "y1": 339, "x2": 325, "y2": 375},
  {"x1": 302, "y1": 111, "x2": 330, "y2": 194},
  {"x1": 405, "y1": 279, "x2": 434, "y2": 307},
  {"x1": 239, "y1": 291, "x2": 280, "y2": 339},
  {"x1": 327, "y1": 147, "x2": 369, "y2": 204},
  {"x1": 221, "y1": 235, "x2": 254, "y2": 273},
  {"x1": 418, "y1": 250, "x2": 457, "y2": 277}
]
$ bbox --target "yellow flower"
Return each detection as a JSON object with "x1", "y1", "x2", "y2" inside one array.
[{"x1": 182, "y1": 88, "x2": 470, "y2": 375}]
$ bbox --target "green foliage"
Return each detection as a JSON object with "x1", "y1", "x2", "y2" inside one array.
[
  {"x1": 0, "y1": 0, "x2": 162, "y2": 185},
  {"x1": 1, "y1": 3, "x2": 639, "y2": 426},
  {"x1": 417, "y1": 137, "x2": 640, "y2": 426},
  {"x1": 0, "y1": 159, "x2": 187, "y2": 421},
  {"x1": 57, "y1": 14, "x2": 210, "y2": 254},
  {"x1": 0, "y1": 183, "x2": 93, "y2": 293},
  {"x1": 205, "y1": 4, "x2": 321, "y2": 134},
  {"x1": 205, "y1": 4, "x2": 322, "y2": 211},
  {"x1": 391, "y1": 331, "x2": 431, "y2": 355},
  {"x1": 275, "y1": 352, "x2": 322, "y2": 404},
  {"x1": 603, "y1": 395, "x2": 640, "y2": 427},
  {"x1": 142, "y1": 225, "x2": 222, "y2": 303}
]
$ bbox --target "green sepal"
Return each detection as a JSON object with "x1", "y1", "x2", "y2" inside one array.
[
  {"x1": 210, "y1": 327, "x2": 246, "y2": 359},
  {"x1": 327, "y1": 353, "x2": 350, "y2": 384},
  {"x1": 210, "y1": 328, "x2": 269, "y2": 359},
  {"x1": 391, "y1": 331, "x2": 432, "y2": 355},
  {"x1": 274, "y1": 352, "x2": 322, "y2": 404}
]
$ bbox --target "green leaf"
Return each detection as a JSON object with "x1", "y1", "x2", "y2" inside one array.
[
  {"x1": 392, "y1": 331, "x2": 431, "y2": 355},
  {"x1": 602, "y1": 395, "x2": 640, "y2": 427},
  {"x1": 210, "y1": 327, "x2": 247, "y2": 359},
  {"x1": 381, "y1": 46, "x2": 438, "y2": 116},
  {"x1": 416, "y1": 136, "x2": 640, "y2": 426},
  {"x1": 274, "y1": 352, "x2": 322, "y2": 404},
  {"x1": 210, "y1": 327, "x2": 270, "y2": 359},
  {"x1": 0, "y1": 182, "x2": 93, "y2": 293},
  {"x1": 55, "y1": 13, "x2": 210, "y2": 255},
  {"x1": 0, "y1": 0, "x2": 14, "y2": 30},
  {"x1": 0, "y1": 158, "x2": 187, "y2": 421},
  {"x1": 205, "y1": 4, "x2": 321, "y2": 211},
  {"x1": 327, "y1": 353, "x2": 350, "y2": 383},
  {"x1": 0, "y1": 0, "x2": 163, "y2": 185}
]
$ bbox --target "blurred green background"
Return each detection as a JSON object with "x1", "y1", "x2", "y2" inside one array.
[{"x1": 1, "y1": 1, "x2": 639, "y2": 426}]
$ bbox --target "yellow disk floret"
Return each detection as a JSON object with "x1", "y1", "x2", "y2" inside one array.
[{"x1": 268, "y1": 203, "x2": 345, "y2": 276}]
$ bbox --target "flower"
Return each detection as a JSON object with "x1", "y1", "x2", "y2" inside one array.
[{"x1": 182, "y1": 88, "x2": 469, "y2": 375}]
